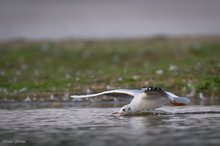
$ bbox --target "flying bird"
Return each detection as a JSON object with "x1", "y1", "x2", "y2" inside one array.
[{"x1": 71, "y1": 87, "x2": 190, "y2": 115}]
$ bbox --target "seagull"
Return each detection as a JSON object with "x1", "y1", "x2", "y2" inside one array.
[{"x1": 71, "y1": 87, "x2": 190, "y2": 116}]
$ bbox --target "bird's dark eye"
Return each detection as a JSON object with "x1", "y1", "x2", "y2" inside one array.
[
  {"x1": 122, "y1": 109, "x2": 125, "y2": 111},
  {"x1": 128, "y1": 107, "x2": 131, "y2": 110}
]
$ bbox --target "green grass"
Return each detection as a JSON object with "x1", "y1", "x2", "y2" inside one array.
[{"x1": 0, "y1": 36, "x2": 220, "y2": 101}]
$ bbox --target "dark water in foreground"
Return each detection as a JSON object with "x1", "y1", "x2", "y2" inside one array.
[{"x1": 0, "y1": 102, "x2": 220, "y2": 146}]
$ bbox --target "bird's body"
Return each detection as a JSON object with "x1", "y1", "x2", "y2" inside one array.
[
  {"x1": 71, "y1": 87, "x2": 190, "y2": 115},
  {"x1": 128, "y1": 92, "x2": 168, "y2": 112}
]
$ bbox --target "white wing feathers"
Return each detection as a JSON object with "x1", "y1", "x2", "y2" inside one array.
[
  {"x1": 71, "y1": 89, "x2": 141, "y2": 99},
  {"x1": 71, "y1": 88, "x2": 190, "y2": 105}
]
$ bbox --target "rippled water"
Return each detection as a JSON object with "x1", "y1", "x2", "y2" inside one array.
[{"x1": 0, "y1": 102, "x2": 220, "y2": 146}]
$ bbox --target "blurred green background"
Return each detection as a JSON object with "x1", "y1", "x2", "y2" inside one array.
[{"x1": 0, "y1": 36, "x2": 220, "y2": 101}]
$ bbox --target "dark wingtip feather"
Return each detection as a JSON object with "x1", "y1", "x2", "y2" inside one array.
[{"x1": 142, "y1": 86, "x2": 165, "y2": 93}]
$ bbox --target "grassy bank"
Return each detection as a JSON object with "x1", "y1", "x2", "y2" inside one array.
[{"x1": 0, "y1": 36, "x2": 220, "y2": 101}]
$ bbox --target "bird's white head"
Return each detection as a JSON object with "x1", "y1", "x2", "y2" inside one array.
[{"x1": 113, "y1": 104, "x2": 133, "y2": 116}]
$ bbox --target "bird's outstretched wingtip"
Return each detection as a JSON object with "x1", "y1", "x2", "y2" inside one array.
[{"x1": 70, "y1": 95, "x2": 82, "y2": 99}]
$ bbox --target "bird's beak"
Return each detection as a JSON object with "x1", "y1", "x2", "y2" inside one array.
[
  {"x1": 112, "y1": 111, "x2": 120, "y2": 115},
  {"x1": 112, "y1": 111, "x2": 123, "y2": 116}
]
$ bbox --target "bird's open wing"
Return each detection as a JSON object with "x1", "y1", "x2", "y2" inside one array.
[
  {"x1": 71, "y1": 89, "x2": 141, "y2": 99},
  {"x1": 142, "y1": 87, "x2": 190, "y2": 105},
  {"x1": 142, "y1": 87, "x2": 168, "y2": 98}
]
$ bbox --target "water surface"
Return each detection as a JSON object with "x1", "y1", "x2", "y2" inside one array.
[{"x1": 0, "y1": 102, "x2": 220, "y2": 146}]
